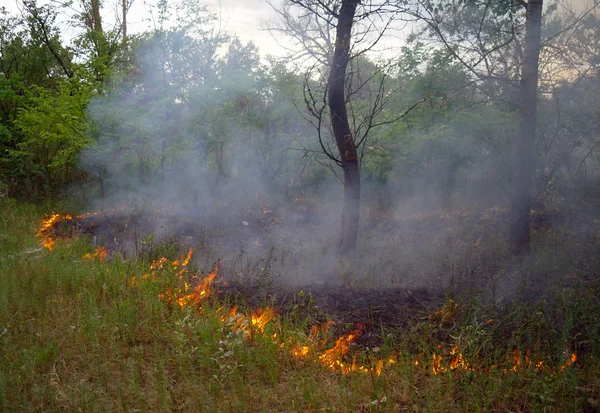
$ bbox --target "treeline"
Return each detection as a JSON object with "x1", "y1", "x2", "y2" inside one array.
[{"x1": 1, "y1": 0, "x2": 599, "y2": 221}]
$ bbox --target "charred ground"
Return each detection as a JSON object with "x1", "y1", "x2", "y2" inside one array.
[{"x1": 38, "y1": 196, "x2": 600, "y2": 360}]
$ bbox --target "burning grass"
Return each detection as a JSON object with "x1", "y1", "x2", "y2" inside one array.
[
  {"x1": 123, "y1": 247, "x2": 584, "y2": 381},
  {"x1": 1, "y1": 200, "x2": 599, "y2": 411}
]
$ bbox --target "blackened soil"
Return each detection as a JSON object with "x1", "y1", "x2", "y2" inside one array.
[{"x1": 218, "y1": 281, "x2": 445, "y2": 348}]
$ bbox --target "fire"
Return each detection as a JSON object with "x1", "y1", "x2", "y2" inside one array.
[
  {"x1": 82, "y1": 246, "x2": 108, "y2": 262},
  {"x1": 286, "y1": 322, "x2": 398, "y2": 376},
  {"x1": 226, "y1": 306, "x2": 276, "y2": 338},
  {"x1": 448, "y1": 346, "x2": 471, "y2": 371},
  {"x1": 512, "y1": 349, "x2": 523, "y2": 372},
  {"x1": 432, "y1": 353, "x2": 446, "y2": 375},
  {"x1": 430, "y1": 346, "x2": 577, "y2": 376},
  {"x1": 126, "y1": 250, "x2": 582, "y2": 380},
  {"x1": 174, "y1": 262, "x2": 219, "y2": 308},
  {"x1": 309, "y1": 320, "x2": 335, "y2": 340},
  {"x1": 291, "y1": 344, "x2": 311, "y2": 357},
  {"x1": 37, "y1": 213, "x2": 73, "y2": 250},
  {"x1": 150, "y1": 249, "x2": 220, "y2": 310},
  {"x1": 138, "y1": 251, "x2": 276, "y2": 342},
  {"x1": 151, "y1": 257, "x2": 168, "y2": 271},
  {"x1": 34, "y1": 212, "x2": 584, "y2": 381},
  {"x1": 561, "y1": 353, "x2": 577, "y2": 371},
  {"x1": 37, "y1": 211, "x2": 101, "y2": 251},
  {"x1": 318, "y1": 327, "x2": 361, "y2": 372}
]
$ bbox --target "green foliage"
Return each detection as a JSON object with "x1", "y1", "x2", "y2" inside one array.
[{"x1": 4, "y1": 79, "x2": 91, "y2": 197}]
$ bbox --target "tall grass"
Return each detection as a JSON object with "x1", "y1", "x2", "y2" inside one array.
[{"x1": 0, "y1": 198, "x2": 598, "y2": 412}]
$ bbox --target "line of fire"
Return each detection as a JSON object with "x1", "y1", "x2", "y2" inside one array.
[{"x1": 37, "y1": 213, "x2": 578, "y2": 379}]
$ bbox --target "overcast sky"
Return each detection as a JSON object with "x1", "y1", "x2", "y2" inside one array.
[
  {"x1": 4, "y1": 0, "x2": 285, "y2": 56},
  {"x1": 3, "y1": 0, "x2": 597, "y2": 59}
]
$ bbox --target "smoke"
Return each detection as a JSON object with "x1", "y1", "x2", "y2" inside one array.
[{"x1": 77, "y1": 1, "x2": 600, "y2": 301}]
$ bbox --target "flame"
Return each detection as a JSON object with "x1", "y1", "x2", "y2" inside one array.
[
  {"x1": 226, "y1": 307, "x2": 276, "y2": 338},
  {"x1": 432, "y1": 353, "x2": 446, "y2": 375},
  {"x1": 174, "y1": 261, "x2": 219, "y2": 308},
  {"x1": 151, "y1": 257, "x2": 169, "y2": 271},
  {"x1": 429, "y1": 346, "x2": 576, "y2": 376},
  {"x1": 309, "y1": 320, "x2": 335, "y2": 340},
  {"x1": 37, "y1": 213, "x2": 73, "y2": 250},
  {"x1": 318, "y1": 327, "x2": 361, "y2": 371},
  {"x1": 127, "y1": 253, "x2": 581, "y2": 379},
  {"x1": 291, "y1": 344, "x2": 311, "y2": 357},
  {"x1": 35, "y1": 213, "x2": 583, "y2": 380},
  {"x1": 37, "y1": 211, "x2": 101, "y2": 251},
  {"x1": 375, "y1": 355, "x2": 397, "y2": 376},
  {"x1": 82, "y1": 246, "x2": 108, "y2": 262},
  {"x1": 560, "y1": 353, "x2": 577, "y2": 371},
  {"x1": 152, "y1": 251, "x2": 220, "y2": 310},
  {"x1": 286, "y1": 322, "x2": 398, "y2": 375},
  {"x1": 448, "y1": 346, "x2": 471, "y2": 371}
]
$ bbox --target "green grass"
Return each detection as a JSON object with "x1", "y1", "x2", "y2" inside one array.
[{"x1": 0, "y1": 198, "x2": 599, "y2": 412}]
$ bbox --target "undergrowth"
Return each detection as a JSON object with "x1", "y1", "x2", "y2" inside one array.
[{"x1": 0, "y1": 198, "x2": 599, "y2": 412}]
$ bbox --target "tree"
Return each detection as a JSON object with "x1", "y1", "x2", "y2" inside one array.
[
  {"x1": 329, "y1": 0, "x2": 361, "y2": 254},
  {"x1": 0, "y1": 4, "x2": 93, "y2": 198},
  {"x1": 510, "y1": 0, "x2": 543, "y2": 256},
  {"x1": 405, "y1": 0, "x2": 543, "y2": 255},
  {"x1": 271, "y1": 0, "x2": 411, "y2": 256}
]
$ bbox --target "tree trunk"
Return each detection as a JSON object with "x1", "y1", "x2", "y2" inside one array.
[
  {"x1": 122, "y1": 0, "x2": 127, "y2": 45},
  {"x1": 510, "y1": 0, "x2": 543, "y2": 255},
  {"x1": 328, "y1": 0, "x2": 360, "y2": 256},
  {"x1": 91, "y1": 0, "x2": 103, "y2": 34}
]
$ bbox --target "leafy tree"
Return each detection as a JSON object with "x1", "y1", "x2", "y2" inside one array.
[{"x1": 0, "y1": 4, "x2": 92, "y2": 198}]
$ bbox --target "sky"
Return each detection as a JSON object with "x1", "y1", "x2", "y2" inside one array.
[
  {"x1": 2, "y1": 0, "x2": 596, "y2": 59},
  {"x1": 3, "y1": 0, "x2": 286, "y2": 57},
  {"x1": 126, "y1": 0, "x2": 285, "y2": 55}
]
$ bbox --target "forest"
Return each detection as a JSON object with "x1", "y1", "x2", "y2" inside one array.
[{"x1": 1, "y1": 0, "x2": 600, "y2": 411}]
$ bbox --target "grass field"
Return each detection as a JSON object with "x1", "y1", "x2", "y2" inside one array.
[{"x1": 1, "y1": 197, "x2": 599, "y2": 412}]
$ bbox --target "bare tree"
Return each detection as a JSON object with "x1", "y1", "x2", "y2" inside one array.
[
  {"x1": 329, "y1": 0, "x2": 361, "y2": 254},
  {"x1": 269, "y1": 0, "x2": 422, "y2": 256}
]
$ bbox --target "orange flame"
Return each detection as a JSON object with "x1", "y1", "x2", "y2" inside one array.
[
  {"x1": 448, "y1": 346, "x2": 471, "y2": 371},
  {"x1": 225, "y1": 306, "x2": 276, "y2": 338},
  {"x1": 82, "y1": 246, "x2": 108, "y2": 262},
  {"x1": 432, "y1": 353, "x2": 446, "y2": 375},
  {"x1": 129, "y1": 254, "x2": 581, "y2": 379},
  {"x1": 318, "y1": 327, "x2": 361, "y2": 371},
  {"x1": 37, "y1": 213, "x2": 73, "y2": 250},
  {"x1": 560, "y1": 353, "x2": 577, "y2": 371},
  {"x1": 429, "y1": 346, "x2": 576, "y2": 376},
  {"x1": 37, "y1": 211, "x2": 101, "y2": 251},
  {"x1": 174, "y1": 260, "x2": 219, "y2": 308},
  {"x1": 512, "y1": 349, "x2": 523, "y2": 372}
]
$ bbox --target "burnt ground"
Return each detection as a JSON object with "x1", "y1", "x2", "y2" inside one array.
[
  {"x1": 42, "y1": 208, "x2": 453, "y2": 349},
  {"x1": 40, "y1": 200, "x2": 600, "y2": 351},
  {"x1": 218, "y1": 280, "x2": 445, "y2": 349}
]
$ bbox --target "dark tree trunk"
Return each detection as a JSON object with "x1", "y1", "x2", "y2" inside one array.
[
  {"x1": 91, "y1": 0, "x2": 103, "y2": 34},
  {"x1": 510, "y1": 0, "x2": 543, "y2": 255},
  {"x1": 328, "y1": 0, "x2": 360, "y2": 256},
  {"x1": 122, "y1": 0, "x2": 127, "y2": 45}
]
